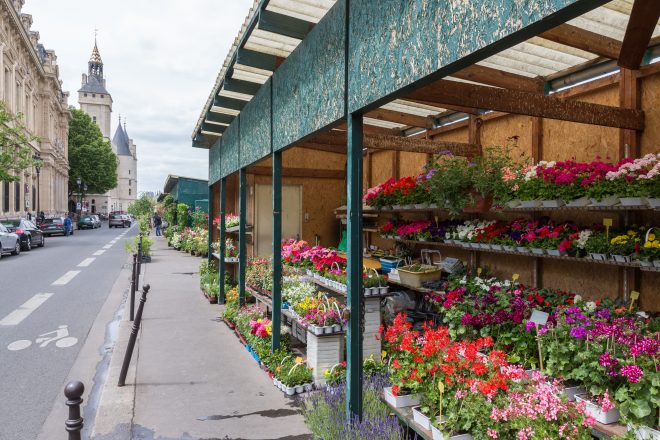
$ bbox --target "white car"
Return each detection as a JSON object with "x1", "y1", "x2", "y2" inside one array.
[{"x1": 0, "y1": 223, "x2": 21, "y2": 258}]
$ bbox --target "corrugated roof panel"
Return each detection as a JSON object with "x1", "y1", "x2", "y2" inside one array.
[
  {"x1": 244, "y1": 29, "x2": 301, "y2": 58},
  {"x1": 266, "y1": 0, "x2": 336, "y2": 23},
  {"x1": 218, "y1": 89, "x2": 253, "y2": 101},
  {"x1": 383, "y1": 100, "x2": 445, "y2": 117},
  {"x1": 363, "y1": 117, "x2": 405, "y2": 129},
  {"x1": 480, "y1": 54, "x2": 555, "y2": 77},
  {"x1": 211, "y1": 106, "x2": 241, "y2": 116},
  {"x1": 232, "y1": 64, "x2": 272, "y2": 84},
  {"x1": 527, "y1": 36, "x2": 598, "y2": 60}
]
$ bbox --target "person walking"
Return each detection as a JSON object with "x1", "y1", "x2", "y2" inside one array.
[
  {"x1": 64, "y1": 213, "x2": 73, "y2": 237},
  {"x1": 153, "y1": 213, "x2": 162, "y2": 236}
]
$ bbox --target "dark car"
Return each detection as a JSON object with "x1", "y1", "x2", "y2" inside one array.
[
  {"x1": 0, "y1": 223, "x2": 20, "y2": 258},
  {"x1": 1, "y1": 219, "x2": 45, "y2": 250},
  {"x1": 39, "y1": 217, "x2": 73, "y2": 236},
  {"x1": 109, "y1": 214, "x2": 130, "y2": 228},
  {"x1": 78, "y1": 215, "x2": 99, "y2": 230}
]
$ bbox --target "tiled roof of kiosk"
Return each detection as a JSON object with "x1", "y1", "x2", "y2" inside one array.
[{"x1": 194, "y1": 0, "x2": 660, "y2": 142}]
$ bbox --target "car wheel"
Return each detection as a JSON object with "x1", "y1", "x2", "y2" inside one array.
[
  {"x1": 24, "y1": 237, "x2": 31, "y2": 251},
  {"x1": 12, "y1": 240, "x2": 20, "y2": 255}
]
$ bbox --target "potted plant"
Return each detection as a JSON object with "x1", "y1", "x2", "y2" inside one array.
[
  {"x1": 585, "y1": 231, "x2": 610, "y2": 261},
  {"x1": 398, "y1": 263, "x2": 442, "y2": 288},
  {"x1": 427, "y1": 154, "x2": 475, "y2": 216},
  {"x1": 609, "y1": 233, "x2": 638, "y2": 263}
]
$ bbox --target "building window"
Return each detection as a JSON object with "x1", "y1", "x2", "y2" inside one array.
[
  {"x1": 128, "y1": 169, "x2": 130, "y2": 175},
  {"x1": 93, "y1": 116, "x2": 97, "y2": 124},
  {"x1": 32, "y1": 186, "x2": 35, "y2": 210},
  {"x1": 2, "y1": 182, "x2": 8, "y2": 212},
  {"x1": 92, "y1": 94, "x2": 96, "y2": 97},
  {"x1": 129, "y1": 180, "x2": 131, "y2": 186},
  {"x1": 129, "y1": 189, "x2": 131, "y2": 196},
  {"x1": 4, "y1": 69, "x2": 10, "y2": 105},
  {"x1": 84, "y1": 93, "x2": 87, "y2": 97},
  {"x1": 101, "y1": 94, "x2": 104, "y2": 98},
  {"x1": 14, "y1": 181, "x2": 20, "y2": 211}
]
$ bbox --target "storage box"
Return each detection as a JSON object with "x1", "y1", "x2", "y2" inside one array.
[
  {"x1": 380, "y1": 257, "x2": 404, "y2": 274},
  {"x1": 397, "y1": 265, "x2": 442, "y2": 287}
]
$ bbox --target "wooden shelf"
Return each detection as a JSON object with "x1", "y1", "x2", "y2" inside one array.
[
  {"x1": 387, "y1": 278, "x2": 437, "y2": 294},
  {"x1": 225, "y1": 225, "x2": 253, "y2": 234},
  {"x1": 335, "y1": 203, "x2": 660, "y2": 214}
]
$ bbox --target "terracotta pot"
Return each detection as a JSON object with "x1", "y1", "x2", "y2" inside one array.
[{"x1": 463, "y1": 191, "x2": 493, "y2": 213}]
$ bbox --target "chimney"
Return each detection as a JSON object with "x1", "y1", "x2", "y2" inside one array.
[{"x1": 81, "y1": 73, "x2": 87, "y2": 85}]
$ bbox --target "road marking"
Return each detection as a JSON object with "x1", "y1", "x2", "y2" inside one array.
[
  {"x1": 0, "y1": 293, "x2": 54, "y2": 326},
  {"x1": 7, "y1": 325, "x2": 78, "y2": 351},
  {"x1": 103, "y1": 244, "x2": 112, "y2": 249},
  {"x1": 52, "y1": 271, "x2": 80, "y2": 286},
  {"x1": 77, "y1": 257, "x2": 95, "y2": 267},
  {"x1": 93, "y1": 250, "x2": 106, "y2": 256}
]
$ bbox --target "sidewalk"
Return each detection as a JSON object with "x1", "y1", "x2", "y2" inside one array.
[{"x1": 91, "y1": 237, "x2": 311, "y2": 440}]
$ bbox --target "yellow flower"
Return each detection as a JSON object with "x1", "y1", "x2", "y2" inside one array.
[
  {"x1": 649, "y1": 233, "x2": 656, "y2": 241},
  {"x1": 295, "y1": 356, "x2": 304, "y2": 365},
  {"x1": 627, "y1": 230, "x2": 636, "y2": 237},
  {"x1": 381, "y1": 350, "x2": 387, "y2": 360}
]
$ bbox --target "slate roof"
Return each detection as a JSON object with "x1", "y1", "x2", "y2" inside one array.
[
  {"x1": 112, "y1": 121, "x2": 132, "y2": 156},
  {"x1": 78, "y1": 74, "x2": 108, "y2": 94}
]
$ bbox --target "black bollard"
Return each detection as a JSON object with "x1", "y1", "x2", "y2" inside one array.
[
  {"x1": 137, "y1": 234, "x2": 143, "y2": 276},
  {"x1": 64, "y1": 380, "x2": 84, "y2": 440},
  {"x1": 118, "y1": 284, "x2": 150, "y2": 387},
  {"x1": 130, "y1": 253, "x2": 137, "y2": 321}
]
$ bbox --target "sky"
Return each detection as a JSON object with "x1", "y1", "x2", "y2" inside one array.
[{"x1": 24, "y1": 0, "x2": 253, "y2": 195}]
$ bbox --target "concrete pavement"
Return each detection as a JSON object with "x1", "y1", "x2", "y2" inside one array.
[{"x1": 91, "y1": 236, "x2": 311, "y2": 440}]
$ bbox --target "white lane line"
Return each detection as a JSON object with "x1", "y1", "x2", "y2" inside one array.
[
  {"x1": 93, "y1": 250, "x2": 106, "y2": 256},
  {"x1": 0, "y1": 293, "x2": 54, "y2": 326},
  {"x1": 103, "y1": 244, "x2": 112, "y2": 249},
  {"x1": 77, "y1": 257, "x2": 95, "y2": 267},
  {"x1": 52, "y1": 271, "x2": 80, "y2": 286}
]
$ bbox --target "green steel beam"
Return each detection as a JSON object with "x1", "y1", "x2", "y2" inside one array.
[
  {"x1": 201, "y1": 122, "x2": 226, "y2": 135},
  {"x1": 236, "y1": 48, "x2": 278, "y2": 72},
  {"x1": 224, "y1": 77, "x2": 262, "y2": 96},
  {"x1": 207, "y1": 186, "x2": 214, "y2": 263},
  {"x1": 271, "y1": 150, "x2": 282, "y2": 351},
  {"x1": 213, "y1": 95, "x2": 248, "y2": 112},
  {"x1": 206, "y1": 111, "x2": 235, "y2": 125},
  {"x1": 345, "y1": 112, "x2": 364, "y2": 420},
  {"x1": 238, "y1": 169, "x2": 247, "y2": 307},
  {"x1": 218, "y1": 178, "x2": 227, "y2": 304},
  {"x1": 258, "y1": 9, "x2": 315, "y2": 41},
  {"x1": 192, "y1": 134, "x2": 213, "y2": 149}
]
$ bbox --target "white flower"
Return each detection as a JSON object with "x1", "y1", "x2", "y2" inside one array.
[
  {"x1": 573, "y1": 294, "x2": 582, "y2": 303},
  {"x1": 585, "y1": 301, "x2": 596, "y2": 312}
]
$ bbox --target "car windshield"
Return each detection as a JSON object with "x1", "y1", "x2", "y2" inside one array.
[
  {"x1": 2, "y1": 220, "x2": 20, "y2": 226},
  {"x1": 41, "y1": 219, "x2": 61, "y2": 225},
  {"x1": 82, "y1": 217, "x2": 92, "y2": 221}
]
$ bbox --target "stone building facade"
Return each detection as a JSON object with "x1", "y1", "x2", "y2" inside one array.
[
  {"x1": 77, "y1": 42, "x2": 137, "y2": 215},
  {"x1": 0, "y1": 0, "x2": 70, "y2": 219}
]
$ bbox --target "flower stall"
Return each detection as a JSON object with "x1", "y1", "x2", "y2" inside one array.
[{"x1": 191, "y1": 0, "x2": 660, "y2": 437}]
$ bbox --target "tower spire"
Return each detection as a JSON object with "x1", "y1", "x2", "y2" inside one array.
[{"x1": 88, "y1": 32, "x2": 103, "y2": 78}]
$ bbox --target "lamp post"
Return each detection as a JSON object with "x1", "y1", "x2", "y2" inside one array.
[
  {"x1": 76, "y1": 176, "x2": 82, "y2": 217},
  {"x1": 33, "y1": 153, "x2": 41, "y2": 217},
  {"x1": 83, "y1": 183, "x2": 88, "y2": 213}
]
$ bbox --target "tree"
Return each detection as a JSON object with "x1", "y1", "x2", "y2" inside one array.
[
  {"x1": 0, "y1": 101, "x2": 41, "y2": 182},
  {"x1": 128, "y1": 193, "x2": 155, "y2": 218},
  {"x1": 68, "y1": 108, "x2": 117, "y2": 195}
]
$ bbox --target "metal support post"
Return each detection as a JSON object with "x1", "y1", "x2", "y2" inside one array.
[
  {"x1": 118, "y1": 284, "x2": 150, "y2": 387},
  {"x1": 64, "y1": 381, "x2": 84, "y2": 440},
  {"x1": 207, "y1": 185, "x2": 214, "y2": 263},
  {"x1": 130, "y1": 253, "x2": 137, "y2": 321},
  {"x1": 346, "y1": 112, "x2": 364, "y2": 421},
  {"x1": 238, "y1": 169, "x2": 247, "y2": 307},
  {"x1": 218, "y1": 178, "x2": 227, "y2": 304},
  {"x1": 271, "y1": 151, "x2": 282, "y2": 351}
]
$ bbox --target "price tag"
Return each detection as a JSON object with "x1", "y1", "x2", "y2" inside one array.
[
  {"x1": 603, "y1": 218, "x2": 613, "y2": 240},
  {"x1": 629, "y1": 290, "x2": 640, "y2": 312},
  {"x1": 434, "y1": 215, "x2": 439, "y2": 227},
  {"x1": 477, "y1": 267, "x2": 482, "y2": 276},
  {"x1": 530, "y1": 309, "x2": 549, "y2": 327},
  {"x1": 512, "y1": 273, "x2": 520, "y2": 282}
]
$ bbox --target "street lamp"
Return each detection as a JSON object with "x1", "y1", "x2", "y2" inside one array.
[{"x1": 33, "y1": 153, "x2": 41, "y2": 217}]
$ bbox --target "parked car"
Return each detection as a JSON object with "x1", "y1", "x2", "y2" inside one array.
[
  {"x1": 39, "y1": 217, "x2": 74, "y2": 236},
  {"x1": 0, "y1": 223, "x2": 20, "y2": 257},
  {"x1": 1, "y1": 219, "x2": 45, "y2": 250},
  {"x1": 78, "y1": 215, "x2": 101, "y2": 230},
  {"x1": 109, "y1": 214, "x2": 130, "y2": 228},
  {"x1": 91, "y1": 215, "x2": 102, "y2": 228}
]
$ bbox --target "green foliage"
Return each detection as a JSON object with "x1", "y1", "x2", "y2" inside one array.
[
  {"x1": 161, "y1": 194, "x2": 177, "y2": 225},
  {"x1": 190, "y1": 208, "x2": 207, "y2": 229},
  {"x1": 128, "y1": 194, "x2": 155, "y2": 218},
  {"x1": 0, "y1": 101, "x2": 41, "y2": 182},
  {"x1": 68, "y1": 108, "x2": 118, "y2": 195},
  {"x1": 176, "y1": 203, "x2": 189, "y2": 227},
  {"x1": 125, "y1": 234, "x2": 154, "y2": 257},
  {"x1": 137, "y1": 215, "x2": 151, "y2": 234}
]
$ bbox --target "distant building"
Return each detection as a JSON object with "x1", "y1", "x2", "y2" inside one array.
[
  {"x1": 0, "y1": 0, "x2": 70, "y2": 218},
  {"x1": 163, "y1": 175, "x2": 208, "y2": 211},
  {"x1": 76, "y1": 40, "x2": 137, "y2": 215}
]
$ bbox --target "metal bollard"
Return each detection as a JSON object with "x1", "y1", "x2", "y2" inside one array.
[
  {"x1": 118, "y1": 284, "x2": 150, "y2": 387},
  {"x1": 130, "y1": 253, "x2": 137, "y2": 321},
  {"x1": 137, "y1": 234, "x2": 143, "y2": 277},
  {"x1": 64, "y1": 380, "x2": 84, "y2": 440}
]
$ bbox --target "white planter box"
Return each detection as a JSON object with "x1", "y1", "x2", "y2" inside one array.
[
  {"x1": 530, "y1": 247, "x2": 546, "y2": 255},
  {"x1": 414, "y1": 203, "x2": 429, "y2": 210},
  {"x1": 590, "y1": 196, "x2": 619, "y2": 207},
  {"x1": 619, "y1": 197, "x2": 647, "y2": 206},
  {"x1": 469, "y1": 243, "x2": 480, "y2": 249},
  {"x1": 612, "y1": 254, "x2": 632, "y2": 263},
  {"x1": 546, "y1": 249, "x2": 564, "y2": 257},
  {"x1": 503, "y1": 245, "x2": 516, "y2": 252},
  {"x1": 379, "y1": 286, "x2": 389, "y2": 295},
  {"x1": 567, "y1": 197, "x2": 591, "y2": 207},
  {"x1": 490, "y1": 244, "x2": 503, "y2": 251},
  {"x1": 654, "y1": 260, "x2": 660, "y2": 268},
  {"x1": 542, "y1": 199, "x2": 565, "y2": 208},
  {"x1": 638, "y1": 260, "x2": 654, "y2": 268},
  {"x1": 412, "y1": 406, "x2": 431, "y2": 430},
  {"x1": 506, "y1": 200, "x2": 521, "y2": 208},
  {"x1": 383, "y1": 387, "x2": 420, "y2": 408},
  {"x1": 648, "y1": 198, "x2": 660, "y2": 209},
  {"x1": 628, "y1": 424, "x2": 660, "y2": 440},
  {"x1": 590, "y1": 253, "x2": 608, "y2": 261},
  {"x1": 575, "y1": 394, "x2": 620, "y2": 424},
  {"x1": 430, "y1": 419, "x2": 473, "y2": 440},
  {"x1": 563, "y1": 385, "x2": 585, "y2": 401},
  {"x1": 285, "y1": 386, "x2": 296, "y2": 396},
  {"x1": 519, "y1": 200, "x2": 541, "y2": 208},
  {"x1": 516, "y1": 246, "x2": 530, "y2": 253}
]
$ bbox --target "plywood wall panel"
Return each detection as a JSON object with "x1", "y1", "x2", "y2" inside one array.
[
  {"x1": 399, "y1": 152, "x2": 428, "y2": 178},
  {"x1": 480, "y1": 115, "x2": 533, "y2": 159},
  {"x1": 640, "y1": 74, "x2": 660, "y2": 157},
  {"x1": 371, "y1": 151, "x2": 396, "y2": 186},
  {"x1": 639, "y1": 272, "x2": 660, "y2": 311},
  {"x1": 540, "y1": 260, "x2": 619, "y2": 300}
]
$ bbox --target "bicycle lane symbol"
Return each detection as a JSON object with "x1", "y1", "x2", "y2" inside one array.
[{"x1": 7, "y1": 325, "x2": 78, "y2": 351}]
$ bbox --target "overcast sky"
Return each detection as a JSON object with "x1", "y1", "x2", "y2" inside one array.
[{"x1": 25, "y1": 0, "x2": 252, "y2": 194}]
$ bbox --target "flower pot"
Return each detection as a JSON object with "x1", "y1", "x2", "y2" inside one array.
[
  {"x1": 295, "y1": 385, "x2": 304, "y2": 394},
  {"x1": 311, "y1": 325, "x2": 324, "y2": 336},
  {"x1": 363, "y1": 287, "x2": 371, "y2": 296},
  {"x1": 304, "y1": 383, "x2": 313, "y2": 392},
  {"x1": 647, "y1": 198, "x2": 660, "y2": 209},
  {"x1": 383, "y1": 387, "x2": 420, "y2": 408},
  {"x1": 332, "y1": 324, "x2": 341, "y2": 333},
  {"x1": 530, "y1": 247, "x2": 546, "y2": 255},
  {"x1": 519, "y1": 200, "x2": 541, "y2": 208},
  {"x1": 285, "y1": 386, "x2": 296, "y2": 396},
  {"x1": 562, "y1": 385, "x2": 585, "y2": 402},
  {"x1": 414, "y1": 203, "x2": 429, "y2": 210},
  {"x1": 463, "y1": 192, "x2": 493, "y2": 213},
  {"x1": 428, "y1": 203, "x2": 439, "y2": 209},
  {"x1": 654, "y1": 260, "x2": 660, "y2": 268},
  {"x1": 469, "y1": 243, "x2": 480, "y2": 249},
  {"x1": 411, "y1": 405, "x2": 431, "y2": 430},
  {"x1": 503, "y1": 245, "x2": 516, "y2": 252},
  {"x1": 542, "y1": 199, "x2": 565, "y2": 208},
  {"x1": 370, "y1": 287, "x2": 380, "y2": 295},
  {"x1": 546, "y1": 249, "x2": 564, "y2": 257},
  {"x1": 612, "y1": 254, "x2": 632, "y2": 263},
  {"x1": 480, "y1": 243, "x2": 491, "y2": 250},
  {"x1": 566, "y1": 196, "x2": 591, "y2": 207},
  {"x1": 379, "y1": 286, "x2": 389, "y2": 295},
  {"x1": 638, "y1": 260, "x2": 654, "y2": 268},
  {"x1": 516, "y1": 246, "x2": 530, "y2": 253},
  {"x1": 506, "y1": 200, "x2": 521, "y2": 209},
  {"x1": 490, "y1": 244, "x2": 503, "y2": 251},
  {"x1": 589, "y1": 253, "x2": 608, "y2": 261},
  {"x1": 323, "y1": 325, "x2": 334, "y2": 334},
  {"x1": 402, "y1": 204, "x2": 415, "y2": 210},
  {"x1": 590, "y1": 195, "x2": 619, "y2": 207},
  {"x1": 628, "y1": 424, "x2": 660, "y2": 440},
  {"x1": 391, "y1": 205, "x2": 402, "y2": 210},
  {"x1": 575, "y1": 394, "x2": 620, "y2": 424},
  {"x1": 619, "y1": 197, "x2": 647, "y2": 207},
  {"x1": 273, "y1": 378, "x2": 279, "y2": 387},
  {"x1": 430, "y1": 419, "x2": 473, "y2": 440}
]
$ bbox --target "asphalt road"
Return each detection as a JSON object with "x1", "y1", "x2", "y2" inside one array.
[{"x1": 0, "y1": 221, "x2": 137, "y2": 440}]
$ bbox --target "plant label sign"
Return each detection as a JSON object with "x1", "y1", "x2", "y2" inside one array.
[
  {"x1": 603, "y1": 218, "x2": 613, "y2": 240},
  {"x1": 512, "y1": 273, "x2": 520, "y2": 282},
  {"x1": 530, "y1": 310, "x2": 549, "y2": 327}
]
